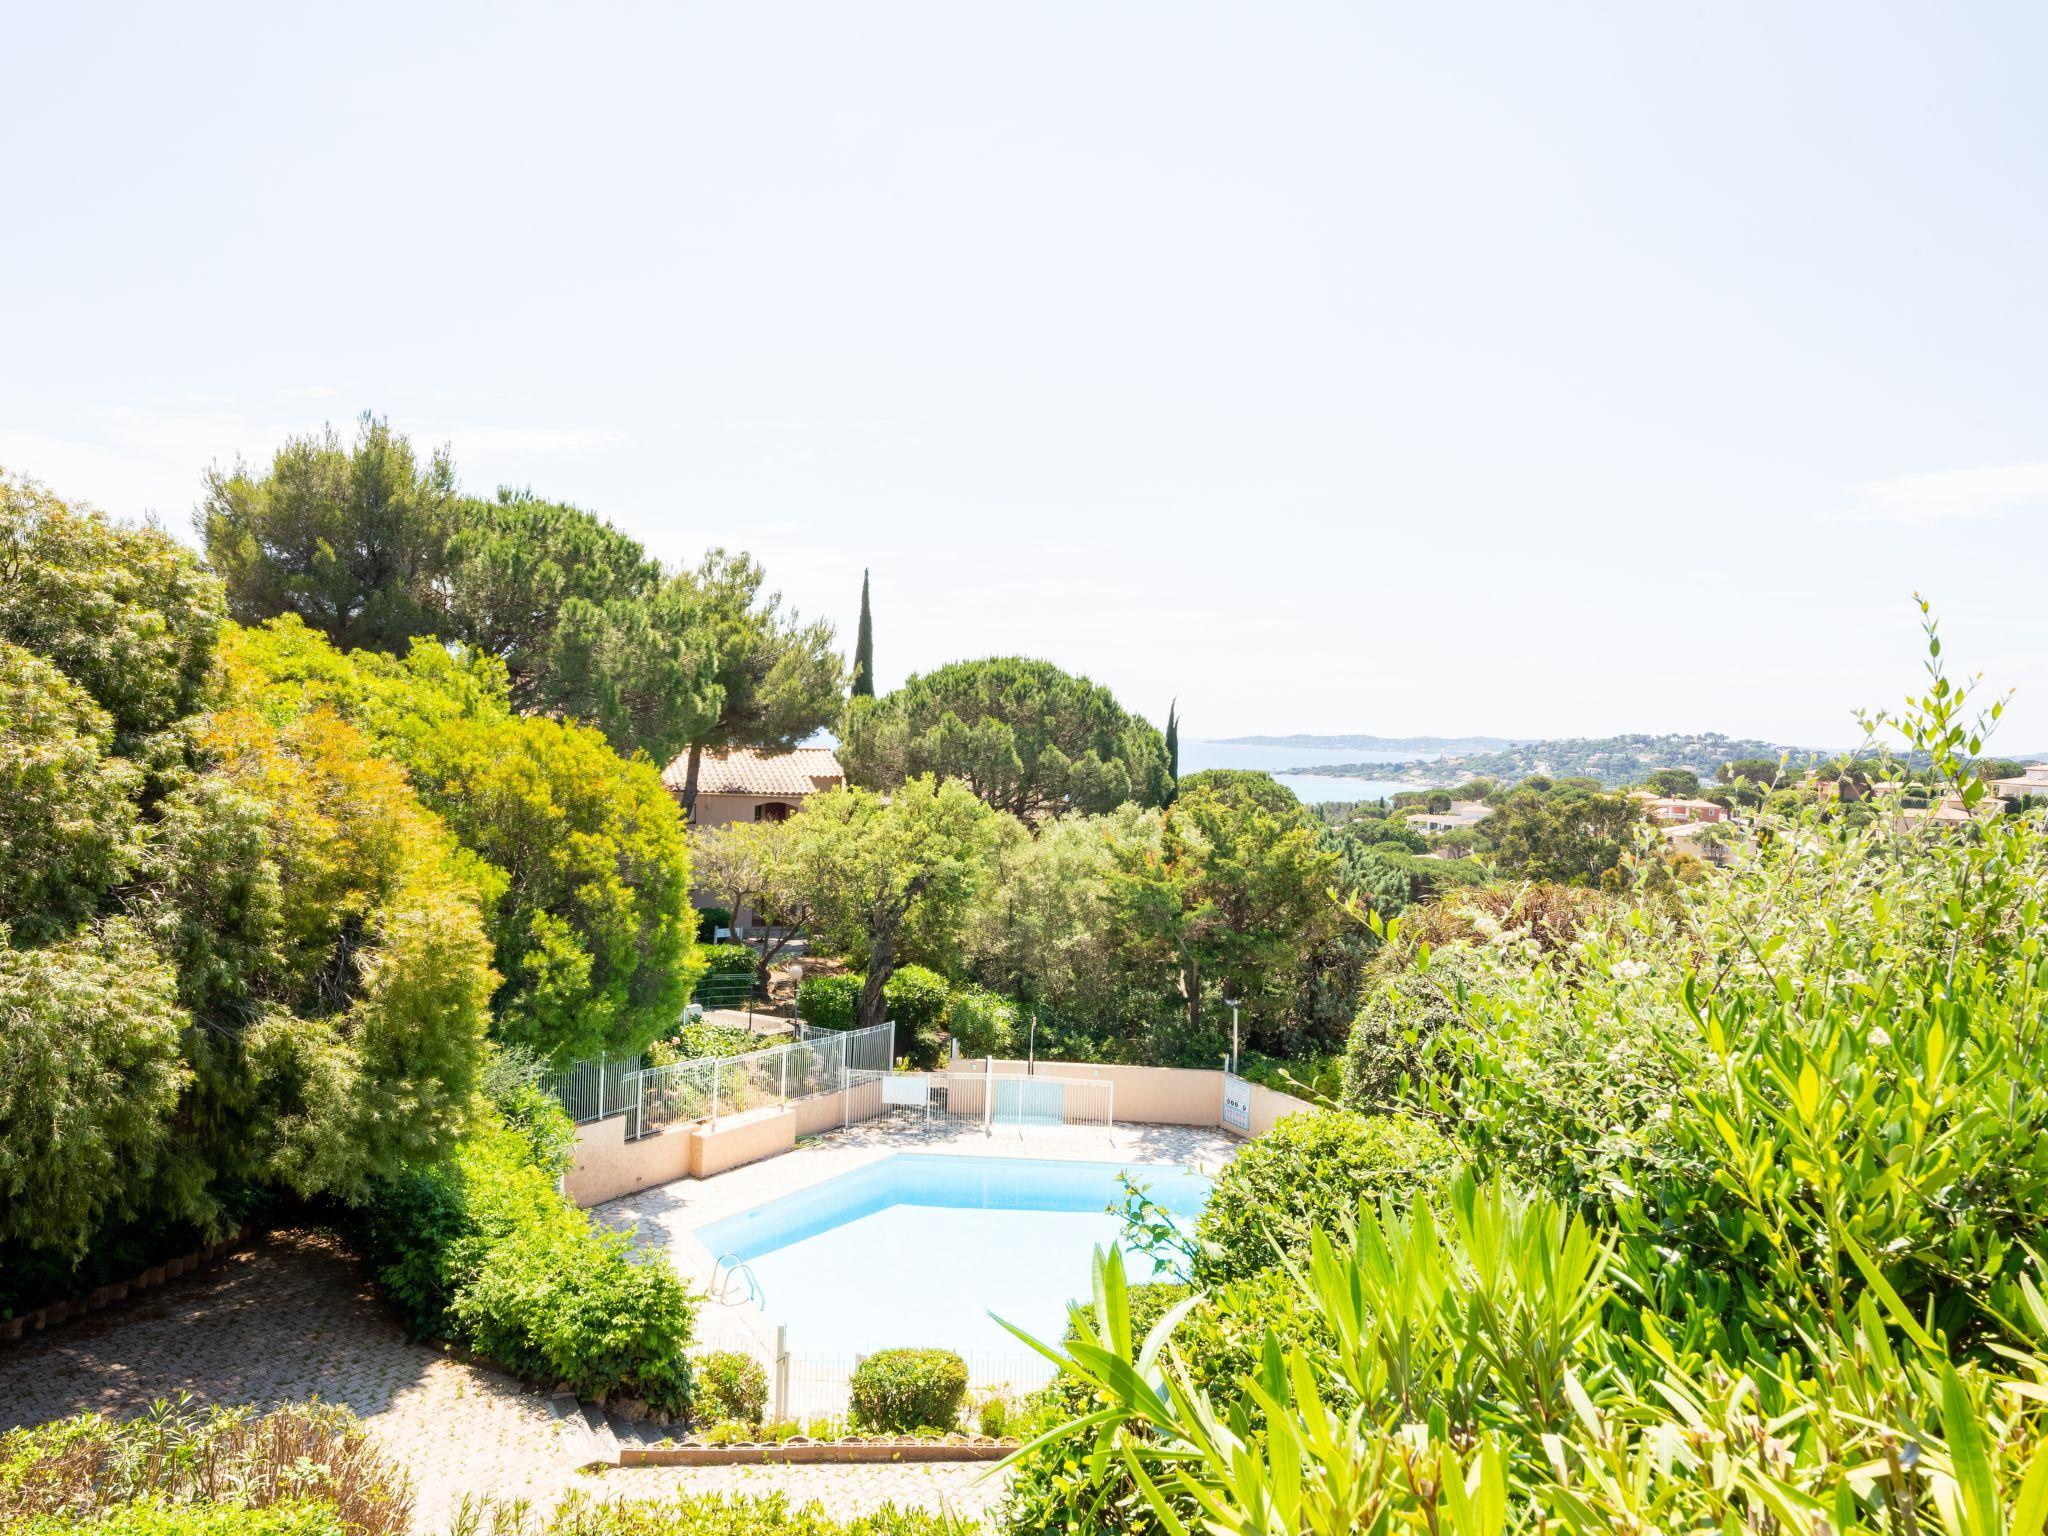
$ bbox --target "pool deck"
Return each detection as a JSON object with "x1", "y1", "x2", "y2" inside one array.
[{"x1": 595, "y1": 1116, "x2": 1237, "y2": 1361}]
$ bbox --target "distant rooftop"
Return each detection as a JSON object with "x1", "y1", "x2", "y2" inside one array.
[{"x1": 663, "y1": 746, "x2": 845, "y2": 799}]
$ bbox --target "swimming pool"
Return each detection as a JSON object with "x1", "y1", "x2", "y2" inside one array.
[{"x1": 694, "y1": 1153, "x2": 1213, "y2": 1357}]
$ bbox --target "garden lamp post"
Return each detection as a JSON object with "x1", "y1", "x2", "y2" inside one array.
[{"x1": 1225, "y1": 997, "x2": 1240, "y2": 1074}]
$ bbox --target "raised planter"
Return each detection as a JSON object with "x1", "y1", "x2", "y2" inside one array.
[{"x1": 619, "y1": 1436, "x2": 1016, "y2": 1468}]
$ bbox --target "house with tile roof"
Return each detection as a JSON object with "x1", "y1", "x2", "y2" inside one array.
[{"x1": 662, "y1": 745, "x2": 845, "y2": 829}]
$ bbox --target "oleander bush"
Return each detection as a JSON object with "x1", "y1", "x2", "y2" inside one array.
[
  {"x1": 847, "y1": 1348, "x2": 969, "y2": 1433},
  {"x1": 0, "y1": 1399, "x2": 410, "y2": 1536},
  {"x1": 691, "y1": 1351, "x2": 767, "y2": 1426},
  {"x1": 795, "y1": 974, "x2": 862, "y2": 1032}
]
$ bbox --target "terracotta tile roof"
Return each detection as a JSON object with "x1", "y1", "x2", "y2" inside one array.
[{"x1": 663, "y1": 746, "x2": 845, "y2": 799}]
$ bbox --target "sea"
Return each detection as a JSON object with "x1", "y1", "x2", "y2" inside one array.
[{"x1": 1176, "y1": 740, "x2": 1433, "y2": 806}]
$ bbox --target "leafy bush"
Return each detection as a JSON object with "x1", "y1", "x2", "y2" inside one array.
[
  {"x1": 696, "y1": 943, "x2": 757, "y2": 976},
  {"x1": 847, "y1": 1348, "x2": 968, "y2": 1433},
  {"x1": 692, "y1": 1351, "x2": 767, "y2": 1426},
  {"x1": 695, "y1": 907, "x2": 732, "y2": 942},
  {"x1": 1012, "y1": 1180, "x2": 2048, "y2": 1536},
  {"x1": 669, "y1": 1021, "x2": 759, "y2": 1062},
  {"x1": 352, "y1": 1111, "x2": 695, "y2": 1414},
  {"x1": 1195, "y1": 1107, "x2": 1452, "y2": 1281},
  {"x1": 0, "y1": 1400, "x2": 410, "y2": 1536},
  {"x1": 940, "y1": 985, "x2": 1016, "y2": 1059},
  {"x1": 796, "y1": 974, "x2": 862, "y2": 1032},
  {"x1": 882, "y1": 965, "x2": 949, "y2": 1069}
]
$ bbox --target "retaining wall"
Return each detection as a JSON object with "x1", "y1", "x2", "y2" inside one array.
[{"x1": 564, "y1": 1064, "x2": 1314, "y2": 1207}]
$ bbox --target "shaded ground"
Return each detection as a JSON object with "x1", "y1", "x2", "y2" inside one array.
[{"x1": 0, "y1": 1228, "x2": 1005, "y2": 1530}]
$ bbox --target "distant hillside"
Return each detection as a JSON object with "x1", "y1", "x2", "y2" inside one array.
[
  {"x1": 1222, "y1": 733, "x2": 1517, "y2": 753},
  {"x1": 1296, "y1": 732, "x2": 1826, "y2": 790}
]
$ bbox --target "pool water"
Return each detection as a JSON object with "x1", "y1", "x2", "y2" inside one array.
[{"x1": 694, "y1": 1154, "x2": 1212, "y2": 1357}]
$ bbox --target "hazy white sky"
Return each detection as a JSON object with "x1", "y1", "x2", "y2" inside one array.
[{"x1": 5, "y1": 3, "x2": 2045, "y2": 748}]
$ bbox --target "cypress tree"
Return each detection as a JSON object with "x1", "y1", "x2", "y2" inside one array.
[
  {"x1": 1165, "y1": 698, "x2": 1179, "y2": 781},
  {"x1": 852, "y1": 569, "x2": 875, "y2": 698}
]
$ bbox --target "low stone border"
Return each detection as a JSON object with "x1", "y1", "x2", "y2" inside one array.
[
  {"x1": 0, "y1": 1227, "x2": 257, "y2": 1345},
  {"x1": 618, "y1": 1439, "x2": 1015, "y2": 1467}
]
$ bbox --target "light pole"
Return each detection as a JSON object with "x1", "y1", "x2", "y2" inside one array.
[{"x1": 1224, "y1": 997, "x2": 1240, "y2": 1075}]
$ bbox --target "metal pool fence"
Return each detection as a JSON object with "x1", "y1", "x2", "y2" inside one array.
[
  {"x1": 542, "y1": 1021, "x2": 895, "y2": 1141},
  {"x1": 927, "y1": 1070, "x2": 1116, "y2": 1130}
]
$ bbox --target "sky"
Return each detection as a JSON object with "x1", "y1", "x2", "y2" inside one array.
[{"x1": 4, "y1": 3, "x2": 2046, "y2": 750}]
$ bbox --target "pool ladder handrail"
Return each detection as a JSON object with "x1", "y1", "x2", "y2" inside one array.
[{"x1": 708, "y1": 1252, "x2": 767, "y2": 1310}]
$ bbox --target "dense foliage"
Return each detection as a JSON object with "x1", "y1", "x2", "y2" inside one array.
[
  {"x1": 1004, "y1": 613, "x2": 2048, "y2": 1535},
  {"x1": 839, "y1": 656, "x2": 1169, "y2": 819},
  {"x1": 847, "y1": 1349, "x2": 970, "y2": 1433},
  {"x1": 219, "y1": 618, "x2": 696, "y2": 1065},
  {"x1": 2, "y1": 479, "x2": 496, "y2": 1303}
]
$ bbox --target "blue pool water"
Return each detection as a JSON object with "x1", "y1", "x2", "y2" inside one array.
[{"x1": 695, "y1": 1154, "x2": 1212, "y2": 1356}]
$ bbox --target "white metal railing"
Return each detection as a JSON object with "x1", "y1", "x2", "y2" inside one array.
[
  {"x1": 624, "y1": 1021, "x2": 895, "y2": 1139},
  {"x1": 545, "y1": 1021, "x2": 895, "y2": 1140}
]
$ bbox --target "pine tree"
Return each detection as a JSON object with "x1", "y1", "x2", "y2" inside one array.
[{"x1": 852, "y1": 569, "x2": 875, "y2": 698}]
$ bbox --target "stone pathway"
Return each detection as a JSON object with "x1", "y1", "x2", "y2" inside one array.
[
  {"x1": 0, "y1": 1228, "x2": 1008, "y2": 1531},
  {"x1": 0, "y1": 1231, "x2": 588, "y2": 1530}
]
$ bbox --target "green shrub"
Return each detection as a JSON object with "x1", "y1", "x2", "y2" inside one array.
[
  {"x1": 0, "y1": 1401, "x2": 409, "y2": 1536},
  {"x1": 697, "y1": 943, "x2": 757, "y2": 975},
  {"x1": 352, "y1": 1114, "x2": 696, "y2": 1414},
  {"x1": 669, "y1": 1021, "x2": 759, "y2": 1061},
  {"x1": 882, "y1": 966, "x2": 950, "y2": 1069},
  {"x1": 1196, "y1": 1107, "x2": 1452, "y2": 1281},
  {"x1": 941, "y1": 985, "x2": 1016, "y2": 1059},
  {"x1": 847, "y1": 1348, "x2": 968, "y2": 1433},
  {"x1": 692, "y1": 1351, "x2": 767, "y2": 1426},
  {"x1": 796, "y1": 974, "x2": 862, "y2": 1031}
]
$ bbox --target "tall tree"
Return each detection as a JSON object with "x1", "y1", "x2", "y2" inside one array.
[
  {"x1": 670, "y1": 550, "x2": 846, "y2": 817},
  {"x1": 852, "y1": 568, "x2": 875, "y2": 699},
  {"x1": 200, "y1": 414, "x2": 459, "y2": 653},
  {"x1": 787, "y1": 778, "x2": 1012, "y2": 1029},
  {"x1": 444, "y1": 491, "x2": 721, "y2": 763},
  {"x1": 839, "y1": 657, "x2": 1170, "y2": 820},
  {"x1": 1165, "y1": 699, "x2": 1179, "y2": 783}
]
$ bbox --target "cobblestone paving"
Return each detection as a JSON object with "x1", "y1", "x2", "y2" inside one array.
[{"x1": 0, "y1": 1231, "x2": 580, "y2": 1530}]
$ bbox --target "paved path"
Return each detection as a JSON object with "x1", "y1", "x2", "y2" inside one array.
[
  {"x1": 0, "y1": 1229, "x2": 1007, "y2": 1531},
  {"x1": 0, "y1": 1231, "x2": 581, "y2": 1529}
]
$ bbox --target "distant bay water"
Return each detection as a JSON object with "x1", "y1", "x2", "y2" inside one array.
[{"x1": 1177, "y1": 740, "x2": 1432, "y2": 806}]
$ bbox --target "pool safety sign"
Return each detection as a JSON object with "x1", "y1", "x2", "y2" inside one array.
[{"x1": 1222, "y1": 1072, "x2": 1252, "y2": 1133}]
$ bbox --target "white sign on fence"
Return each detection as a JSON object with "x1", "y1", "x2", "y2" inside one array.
[{"x1": 1221, "y1": 1072, "x2": 1252, "y2": 1134}]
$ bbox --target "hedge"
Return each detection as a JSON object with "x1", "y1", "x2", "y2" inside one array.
[{"x1": 848, "y1": 1348, "x2": 968, "y2": 1433}]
